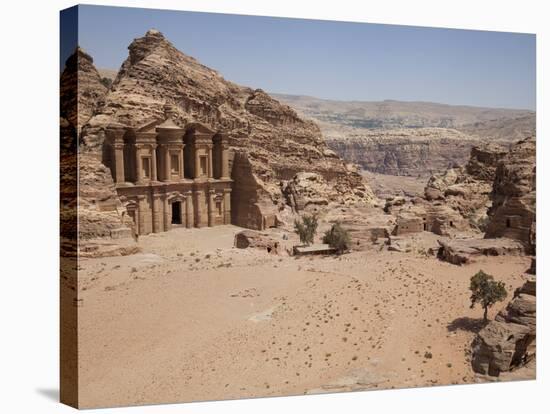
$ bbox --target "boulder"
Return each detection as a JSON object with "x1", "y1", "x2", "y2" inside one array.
[
  {"x1": 234, "y1": 230, "x2": 280, "y2": 254},
  {"x1": 471, "y1": 320, "x2": 534, "y2": 376},
  {"x1": 437, "y1": 238, "x2": 523, "y2": 265}
]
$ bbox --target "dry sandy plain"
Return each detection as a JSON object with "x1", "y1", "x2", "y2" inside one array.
[{"x1": 75, "y1": 225, "x2": 533, "y2": 408}]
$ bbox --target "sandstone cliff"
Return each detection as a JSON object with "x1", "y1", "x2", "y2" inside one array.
[
  {"x1": 80, "y1": 29, "x2": 374, "y2": 230},
  {"x1": 60, "y1": 47, "x2": 127, "y2": 251},
  {"x1": 485, "y1": 137, "x2": 536, "y2": 253},
  {"x1": 326, "y1": 128, "x2": 478, "y2": 176},
  {"x1": 60, "y1": 47, "x2": 108, "y2": 134}
]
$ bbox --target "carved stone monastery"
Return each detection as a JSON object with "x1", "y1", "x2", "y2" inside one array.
[{"x1": 104, "y1": 105, "x2": 232, "y2": 235}]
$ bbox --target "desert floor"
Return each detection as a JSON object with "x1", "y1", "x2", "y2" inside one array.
[{"x1": 75, "y1": 225, "x2": 533, "y2": 408}]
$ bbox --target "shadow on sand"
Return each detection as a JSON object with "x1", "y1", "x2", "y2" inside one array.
[{"x1": 447, "y1": 317, "x2": 488, "y2": 333}]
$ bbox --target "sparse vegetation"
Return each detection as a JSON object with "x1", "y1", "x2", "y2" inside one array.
[
  {"x1": 469, "y1": 270, "x2": 507, "y2": 321},
  {"x1": 100, "y1": 77, "x2": 113, "y2": 89},
  {"x1": 322, "y1": 222, "x2": 351, "y2": 254},
  {"x1": 294, "y1": 214, "x2": 319, "y2": 246}
]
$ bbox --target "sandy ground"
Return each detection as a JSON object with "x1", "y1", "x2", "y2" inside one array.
[{"x1": 75, "y1": 225, "x2": 533, "y2": 408}]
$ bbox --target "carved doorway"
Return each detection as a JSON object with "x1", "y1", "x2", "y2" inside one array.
[{"x1": 171, "y1": 201, "x2": 182, "y2": 225}]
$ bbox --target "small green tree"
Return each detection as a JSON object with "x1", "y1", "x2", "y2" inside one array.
[
  {"x1": 294, "y1": 214, "x2": 318, "y2": 246},
  {"x1": 469, "y1": 270, "x2": 507, "y2": 321},
  {"x1": 322, "y1": 222, "x2": 351, "y2": 254}
]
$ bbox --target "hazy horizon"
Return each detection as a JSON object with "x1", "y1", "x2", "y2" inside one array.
[{"x1": 63, "y1": 5, "x2": 536, "y2": 110}]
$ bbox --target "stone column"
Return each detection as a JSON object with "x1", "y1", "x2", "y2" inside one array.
[
  {"x1": 137, "y1": 195, "x2": 146, "y2": 234},
  {"x1": 208, "y1": 145, "x2": 213, "y2": 178},
  {"x1": 185, "y1": 191, "x2": 193, "y2": 228},
  {"x1": 194, "y1": 190, "x2": 206, "y2": 227},
  {"x1": 135, "y1": 146, "x2": 143, "y2": 184},
  {"x1": 179, "y1": 146, "x2": 185, "y2": 180},
  {"x1": 151, "y1": 145, "x2": 158, "y2": 182},
  {"x1": 163, "y1": 147, "x2": 171, "y2": 182},
  {"x1": 208, "y1": 189, "x2": 216, "y2": 227},
  {"x1": 113, "y1": 144, "x2": 125, "y2": 184},
  {"x1": 221, "y1": 145, "x2": 229, "y2": 179},
  {"x1": 194, "y1": 149, "x2": 201, "y2": 178},
  {"x1": 152, "y1": 194, "x2": 162, "y2": 233},
  {"x1": 223, "y1": 188, "x2": 232, "y2": 224},
  {"x1": 163, "y1": 196, "x2": 171, "y2": 232}
]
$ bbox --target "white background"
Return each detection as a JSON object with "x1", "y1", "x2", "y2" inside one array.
[{"x1": 0, "y1": 0, "x2": 547, "y2": 412}]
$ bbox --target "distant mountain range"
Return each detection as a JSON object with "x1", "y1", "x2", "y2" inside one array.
[{"x1": 272, "y1": 93, "x2": 535, "y2": 142}]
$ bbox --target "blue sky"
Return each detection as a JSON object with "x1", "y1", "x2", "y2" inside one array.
[{"x1": 61, "y1": 5, "x2": 536, "y2": 110}]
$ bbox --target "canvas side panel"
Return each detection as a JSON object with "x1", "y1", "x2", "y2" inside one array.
[{"x1": 59, "y1": 4, "x2": 79, "y2": 409}]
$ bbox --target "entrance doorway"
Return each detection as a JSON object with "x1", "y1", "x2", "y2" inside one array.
[{"x1": 171, "y1": 201, "x2": 182, "y2": 225}]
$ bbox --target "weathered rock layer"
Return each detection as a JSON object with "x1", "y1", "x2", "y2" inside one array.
[{"x1": 326, "y1": 128, "x2": 478, "y2": 176}]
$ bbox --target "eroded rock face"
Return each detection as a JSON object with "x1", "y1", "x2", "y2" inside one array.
[
  {"x1": 472, "y1": 278, "x2": 536, "y2": 376},
  {"x1": 281, "y1": 172, "x2": 373, "y2": 214},
  {"x1": 60, "y1": 48, "x2": 127, "y2": 254},
  {"x1": 81, "y1": 30, "x2": 376, "y2": 230},
  {"x1": 424, "y1": 143, "x2": 508, "y2": 228},
  {"x1": 486, "y1": 137, "x2": 536, "y2": 253},
  {"x1": 60, "y1": 47, "x2": 108, "y2": 133},
  {"x1": 77, "y1": 154, "x2": 133, "y2": 240},
  {"x1": 326, "y1": 128, "x2": 478, "y2": 177}
]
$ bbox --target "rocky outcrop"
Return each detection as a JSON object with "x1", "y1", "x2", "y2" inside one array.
[
  {"x1": 60, "y1": 47, "x2": 108, "y2": 134},
  {"x1": 323, "y1": 205, "x2": 395, "y2": 250},
  {"x1": 486, "y1": 137, "x2": 536, "y2": 253},
  {"x1": 436, "y1": 238, "x2": 524, "y2": 265},
  {"x1": 281, "y1": 172, "x2": 372, "y2": 214},
  {"x1": 234, "y1": 230, "x2": 280, "y2": 254},
  {"x1": 383, "y1": 194, "x2": 468, "y2": 237},
  {"x1": 60, "y1": 48, "x2": 131, "y2": 252},
  {"x1": 77, "y1": 154, "x2": 133, "y2": 240},
  {"x1": 471, "y1": 277, "x2": 536, "y2": 376},
  {"x1": 326, "y1": 128, "x2": 478, "y2": 177},
  {"x1": 424, "y1": 143, "x2": 508, "y2": 228},
  {"x1": 80, "y1": 30, "x2": 376, "y2": 231}
]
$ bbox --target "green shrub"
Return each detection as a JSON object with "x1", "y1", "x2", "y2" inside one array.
[
  {"x1": 322, "y1": 223, "x2": 351, "y2": 254},
  {"x1": 294, "y1": 214, "x2": 319, "y2": 246}
]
